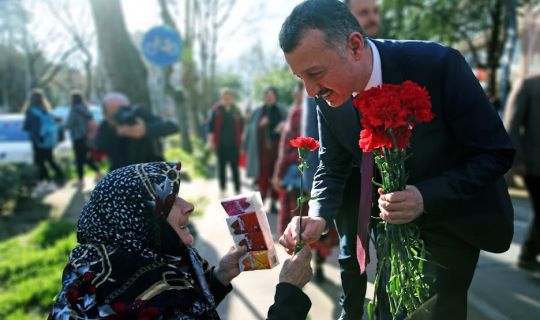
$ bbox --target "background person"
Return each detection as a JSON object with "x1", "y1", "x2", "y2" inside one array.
[
  {"x1": 504, "y1": 74, "x2": 540, "y2": 272},
  {"x1": 207, "y1": 88, "x2": 244, "y2": 196},
  {"x1": 65, "y1": 91, "x2": 102, "y2": 186},
  {"x1": 22, "y1": 88, "x2": 65, "y2": 190},
  {"x1": 244, "y1": 87, "x2": 286, "y2": 214},
  {"x1": 94, "y1": 92, "x2": 179, "y2": 171}
]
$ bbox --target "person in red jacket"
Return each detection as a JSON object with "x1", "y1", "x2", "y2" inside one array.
[{"x1": 208, "y1": 88, "x2": 244, "y2": 196}]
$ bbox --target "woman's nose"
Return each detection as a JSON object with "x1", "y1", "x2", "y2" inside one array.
[{"x1": 179, "y1": 198, "x2": 194, "y2": 216}]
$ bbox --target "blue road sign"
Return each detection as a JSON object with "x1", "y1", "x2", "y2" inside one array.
[{"x1": 141, "y1": 26, "x2": 182, "y2": 66}]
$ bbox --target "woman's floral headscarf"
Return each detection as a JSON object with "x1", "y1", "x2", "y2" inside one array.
[{"x1": 76, "y1": 162, "x2": 183, "y2": 259}]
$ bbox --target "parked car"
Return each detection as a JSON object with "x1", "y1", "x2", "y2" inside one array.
[
  {"x1": 0, "y1": 114, "x2": 33, "y2": 164},
  {"x1": 0, "y1": 111, "x2": 87, "y2": 165}
]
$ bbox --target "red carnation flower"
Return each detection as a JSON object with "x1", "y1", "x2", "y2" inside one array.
[
  {"x1": 353, "y1": 81, "x2": 433, "y2": 152},
  {"x1": 289, "y1": 136, "x2": 320, "y2": 151}
]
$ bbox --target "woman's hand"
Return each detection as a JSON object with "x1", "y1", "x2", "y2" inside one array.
[{"x1": 215, "y1": 246, "x2": 248, "y2": 286}]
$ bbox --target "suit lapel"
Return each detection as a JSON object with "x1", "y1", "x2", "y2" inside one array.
[{"x1": 373, "y1": 40, "x2": 405, "y2": 85}]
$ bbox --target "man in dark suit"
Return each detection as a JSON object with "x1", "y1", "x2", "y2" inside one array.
[{"x1": 278, "y1": 0, "x2": 515, "y2": 319}]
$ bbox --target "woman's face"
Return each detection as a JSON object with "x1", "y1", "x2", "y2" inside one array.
[
  {"x1": 264, "y1": 90, "x2": 277, "y2": 105},
  {"x1": 166, "y1": 197, "x2": 195, "y2": 246}
]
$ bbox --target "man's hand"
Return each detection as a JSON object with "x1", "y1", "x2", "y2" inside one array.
[
  {"x1": 279, "y1": 245, "x2": 313, "y2": 288},
  {"x1": 378, "y1": 185, "x2": 424, "y2": 224},
  {"x1": 279, "y1": 216, "x2": 326, "y2": 255},
  {"x1": 215, "y1": 245, "x2": 248, "y2": 286},
  {"x1": 116, "y1": 118, "x2": 146, "y2": 138}
]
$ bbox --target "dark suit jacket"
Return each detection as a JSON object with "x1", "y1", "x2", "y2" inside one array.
[{"x1": 310, "y1": 40, "x2": 515, "y2": 253}]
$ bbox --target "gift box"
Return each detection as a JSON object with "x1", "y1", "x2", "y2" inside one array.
[
  {"x1": 220, "y1": 192, "x2": 279, "y2": 271},
  {"x1": 226, "y1": 212, "x2": 261, "y2": 234},
  {"x1": 221, "y1": 193, "x2": 264, "y2": 217},
  {"x1": 239, "y1": 250, "x2": 279, "y2": 271},
  {"x1": 233, "y1": 232, "x2": 268, "y2": 251}
]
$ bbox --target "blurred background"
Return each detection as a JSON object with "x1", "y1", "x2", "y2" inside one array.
[{"x1": 0, "y1": 0, "x2": 539, "y2": 319}]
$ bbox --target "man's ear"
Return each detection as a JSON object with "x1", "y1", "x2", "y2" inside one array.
[{"x1": 348, "y1": 32, "x2": 365, "y2": 60}]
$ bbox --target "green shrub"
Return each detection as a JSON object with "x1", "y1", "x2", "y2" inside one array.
[
  {"x1": 0, "y1": 220, "x2": 76, "y2": 318},
  {"x1": 28, "y1": 219, "x2": 76, "y2": 248},
  {"x1": 165, "y1": 135, "x2": 213, "y2": 179},
  {"x1": 0, "y1": 163, "x2": 37, "y2": 214}
]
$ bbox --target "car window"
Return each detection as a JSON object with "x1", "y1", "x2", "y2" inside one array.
[{"x1": 0, "y1": 119, "x2": 30, "y2": 142}]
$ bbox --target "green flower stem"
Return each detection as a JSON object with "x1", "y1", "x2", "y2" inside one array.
[
  {"x1": 294, "y1": 148, "x2": 308, "y2": 254},
  {"x1": 368, "y1": 142, "x2": 430, "y2": 320}
]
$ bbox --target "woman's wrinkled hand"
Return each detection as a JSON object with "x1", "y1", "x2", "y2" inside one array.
[{"x1": 215, "y1": 245, "x2": 248, "y2": 286}]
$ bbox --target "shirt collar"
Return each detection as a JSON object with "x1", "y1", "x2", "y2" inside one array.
[{"x1": 364, "y1": 39, "x2": 382, "y2": 90}]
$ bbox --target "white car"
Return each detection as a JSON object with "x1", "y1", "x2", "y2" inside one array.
[
  {"x1": 0, "y1": 112, "x2": 81, "y2": 165},
  {"x1": 0, "y1": 114, "x2": 33, "y2": 164}
]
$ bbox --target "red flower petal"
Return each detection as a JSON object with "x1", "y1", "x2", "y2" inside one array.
[
  {"x1": 354, "y1": 81, "x2": 433, "y2": 151},
  {"x1": 289, "y1": 136, "x2": 320, "y2": 151}
]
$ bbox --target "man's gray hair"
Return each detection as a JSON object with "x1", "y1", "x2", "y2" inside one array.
[
  {"x1": 103, "y1": 92, "x2": 130, "y2": 107},
  {"x1": 279, "y1": 0, "x2": 363, "y2": 54}
]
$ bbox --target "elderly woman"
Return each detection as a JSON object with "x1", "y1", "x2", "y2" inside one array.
[{"x1": 49, "y1": 162, "x2": 312, "y2": 320}]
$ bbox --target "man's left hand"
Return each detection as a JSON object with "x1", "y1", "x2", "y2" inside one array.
[
  {"x1": 378, "y1": 185, "x2": 424, "y2": 224},
  {"x1": 117, "y1": 118, "x2": 146, "y2": 138}
]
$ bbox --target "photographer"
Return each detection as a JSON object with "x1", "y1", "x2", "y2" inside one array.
[{"x1": 94, "y1": 92, "x2": 179, "y2": 171}]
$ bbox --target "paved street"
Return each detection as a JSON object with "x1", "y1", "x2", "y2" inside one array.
[{"x1": 467, "y1": 188, "x2": 540, "y2": 320}]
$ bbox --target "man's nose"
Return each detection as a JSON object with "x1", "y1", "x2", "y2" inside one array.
[{"x1": 305, "y1": 81, "x2": 320, "y2": 97}]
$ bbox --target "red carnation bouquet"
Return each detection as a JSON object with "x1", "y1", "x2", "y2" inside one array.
[
  {"x1": 354, "y1": 81, "x2": 434, "y2": 318},
  {"x1": 289, "y1": 136, "x2": 320, "y2": 253}
]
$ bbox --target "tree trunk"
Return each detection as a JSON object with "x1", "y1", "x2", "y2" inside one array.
[
  {"x1": 157, "y1": 0, "x2": 193, "y2": 153},
  {"x1": 89, "y1": 0, "x2": 151, "y2": 107},
  {"x1": 486, "y1": 0, "x2": 503, "y2": 101}
]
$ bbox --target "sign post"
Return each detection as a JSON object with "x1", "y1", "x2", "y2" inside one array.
[{"x1": 141, "y1": 26, "x2": 182, "y2": 66}]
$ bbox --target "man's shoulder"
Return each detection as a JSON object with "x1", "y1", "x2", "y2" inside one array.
[
  {"x1": 374, "y1": 39, "x2": 448, "y2": 51},
  {"x1": 374, "y1": 39, "x2": 456, "y2": 62}
]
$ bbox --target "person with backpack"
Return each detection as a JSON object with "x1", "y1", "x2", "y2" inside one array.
[
  {"x1": 65, "y1": 91, "x2": 102, "y2": 186},
  {"x1": 23, "y1": 89, "x2": 65, "y2": 189}
]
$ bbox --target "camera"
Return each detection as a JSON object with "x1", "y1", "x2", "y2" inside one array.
[{"x1": 113, "y1": 106, "x2": 138, "y2": 126}]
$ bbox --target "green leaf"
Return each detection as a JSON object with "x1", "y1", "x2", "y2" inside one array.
[{"x1": 367, "y1": 301, "x2": 374, "y2": 320}]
